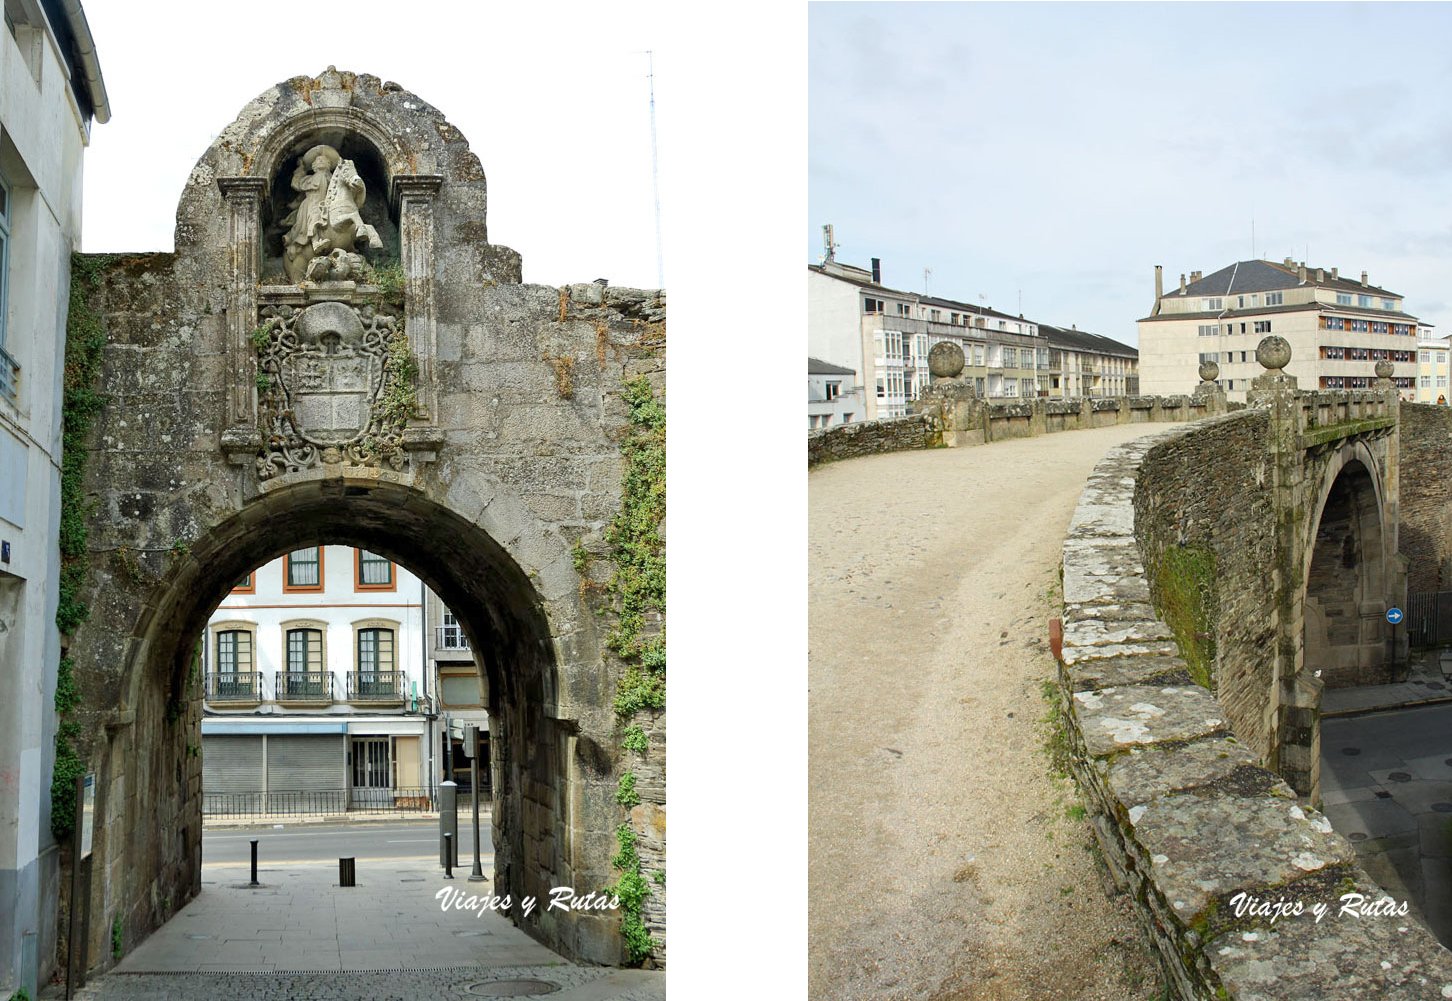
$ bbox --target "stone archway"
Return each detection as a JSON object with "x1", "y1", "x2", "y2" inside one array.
[
  {"x1": 56, "y1": 67, "x2": 664, "y2": 977},
  {"x1": 1304, "y1": 457, "x2": 1389, "y2": 689}
]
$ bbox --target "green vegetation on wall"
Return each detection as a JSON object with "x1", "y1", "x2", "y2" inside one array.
[
  {"x1": 51, "y1": 254, "x2": 114, "y2": 840},
  {"x1": 602, "y1": 376, "x2": 666, "y2": 965},
  {"x1": 1151, "y1": 544, "x2": 1219, "y2": 690}
]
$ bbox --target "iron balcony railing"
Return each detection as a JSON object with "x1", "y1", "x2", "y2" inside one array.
[
  {"x1": 346, "y1": 670, "x2": 405, "y2": 701},
  {"x1": 274, "y1": 671, "x2": 334, "y2": 702},
  {"x1": 205, "y1": 672, "x2": 262, "y2": 702},
  {"x1": 436, "y1": 624, "x2": 469, "y2": 651},
  {"x1": 202, "y1": 787, "x2": 437, "y2": 818}
]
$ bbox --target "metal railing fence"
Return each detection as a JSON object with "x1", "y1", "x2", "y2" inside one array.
[{"x1": 202, "y1": 786, "x2": 436, "y2": 818}]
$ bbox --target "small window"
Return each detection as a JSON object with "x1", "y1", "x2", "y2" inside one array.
[
  {"x1": 232, "y1": 572, "x2": 255, "y2": 594},
  {"x1": 1254, "y1": 321, "x2": 1272, "y2": 334},
  {"x1": 286, "y1": 627, "x2": 324, "y2": 673},
  {"x1": 357, "y1": 627, "x2": 396, "y2": 673},
  {"x1": 285, "y1": 547, "x2": 323, "y2": 591},
  {"x1": 1265, "y1": 291, "x2": 1283, "y2": 306},
  {"x1": 355, "y1": 549, "x2": 394, "y2": 591},
  {"x1": 825, "y1": 381, "x2": 841, "y2": 401},
  {"x1": 1358, "y1": 295, "x2": 1372, "y2": 308},
  {"x1": 1202, "y1": 298, "x2": 1223, "y2": 310},
  {"x1": 216, "y1": 630, "x2": 253, "y2": 674},
  {"x1": 1336, "y1": 293, "x2": 1352, "y2": 306}
]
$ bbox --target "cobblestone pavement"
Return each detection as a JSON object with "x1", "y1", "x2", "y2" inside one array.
[{"x1": 60, "y1": 966, "x2": 664, "y2": 1000}]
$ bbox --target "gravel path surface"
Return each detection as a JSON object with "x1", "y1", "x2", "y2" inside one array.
[{"x1": 808, "y1": 425, "x2": 1167, "y2": 1001}]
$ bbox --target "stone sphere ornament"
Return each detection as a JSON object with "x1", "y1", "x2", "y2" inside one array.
[
  {"x1": 1256, "y1": 335, "x2": 1292, "y2": 372},
  {"x1": 1198, "y1": 360, "x2": 1220, "y2": 383},
  {"x1": 928, "y1": 340, "x2": 966, "y2": 379},
  {"x1": 1375, "y1": 360, "x2": 1394, "y2": 380}
]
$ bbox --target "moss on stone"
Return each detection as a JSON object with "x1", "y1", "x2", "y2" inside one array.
[{"x1": 1151, "y1": 545, "x2": 1219, "y2": 691}]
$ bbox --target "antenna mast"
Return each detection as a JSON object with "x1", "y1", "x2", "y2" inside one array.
[{"x1": 647, "y1": 51, "x2": 663, "y2": 289}]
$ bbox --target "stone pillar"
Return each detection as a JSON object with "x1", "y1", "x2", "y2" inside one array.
[
  {"x1": 216, "y1": 177, "x2": 267, "y2": 430},
  {"x1": 1192, "y1": 360, "x2": 1227, "y2": 416},
  {"x1": 916, "y1": 342, "x2": 984, "y2": 446},
  {"x1": 1029, "y1": 397, "x2": 1047, "y2": 436},
  {"x1": 392, "y1": 174, "x2": 445, "y2": 421},
  {"x1": 1248, "y1": 336, "x2": 1317, "y2": 797}
]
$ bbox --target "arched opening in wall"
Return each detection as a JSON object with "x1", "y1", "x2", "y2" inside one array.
[
  {"x1": 85, "y1": 479, "x2": 608, "y2": 972},
  {"x1": 1304, "y1": 459, "x2": 1388, "y2": 690},
  {"x1": 260, "y1": 131, "x2": 399, "y2": 282}
]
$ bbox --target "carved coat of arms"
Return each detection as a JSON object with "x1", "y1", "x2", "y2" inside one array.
[{"x1": 254, "y1": 300, "x2": 409, "y2": 477}]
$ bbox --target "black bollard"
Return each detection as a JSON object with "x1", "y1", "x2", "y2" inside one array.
[
  {"x1": 339, "y1": 857, "x2": 355, "y2": 887},
  {"x1": 443, "y1": 833, "x2": 454, "y2": 878},
  {"x1": 249, "y1": 839, "x2": 259, "y2": 886}
]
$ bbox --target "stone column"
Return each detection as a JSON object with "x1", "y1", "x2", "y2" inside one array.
[
  {"x1": 392, "y1": 174, "x2": 445, "y2": 422},
  {"x1": 1191, "y1": 360, "x2": 1227, "y2": 416},
  {"x1": 916, "y1": 342, "x2": 984, "y2": 446},
  {"x1": 216, "y1": 177, "x2": 267, "y2": 430}
]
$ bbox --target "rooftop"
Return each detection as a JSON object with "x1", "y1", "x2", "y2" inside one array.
[
  {"x1": 809, "y1": 357, "x2": 856, "y2": 376},
  {"x1": 1168, "y1": 259, "x2": 1399, "y2": 300}
]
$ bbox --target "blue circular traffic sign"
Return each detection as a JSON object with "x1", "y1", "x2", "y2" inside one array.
[{"x1": 1386, "y1": 607, "x2": 1404, "y2": 625}]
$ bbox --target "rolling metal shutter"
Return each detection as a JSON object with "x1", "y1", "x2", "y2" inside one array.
[
  {"x1": 202, "y1": 734, "x2": 265, "y2": 794},
  {"x1": 265, "y1": 733, "x2": 345, "y2": 792}
]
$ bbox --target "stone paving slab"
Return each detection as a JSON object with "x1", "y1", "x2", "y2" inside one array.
[{"x1": 1071, "y1": 685, "x2": 1228, "y2": 756}]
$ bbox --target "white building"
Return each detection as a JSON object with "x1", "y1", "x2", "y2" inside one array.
[
  {"x1": 1416, "y1": 331, "x2": 1450, "y2": 404},
  {"x1": 807, "y1": 357, "x2": 862, "y2": 429},
  {"x1": 1138, "y1": 260, "x2": 1419, "y2": 402},
  {"x1": 425, "y1": 588, "x2": 490, "y2": 792},
  {"x1": 201, "y1": 546, "x2": 441, "y2": 812},
  {"x1": 0, "y1": 2, "x2": 109, "y2": 995}
]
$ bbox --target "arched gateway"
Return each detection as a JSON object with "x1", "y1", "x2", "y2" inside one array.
[{"x1": 56, "y1": 68, "x2": 665, "y2": 972}]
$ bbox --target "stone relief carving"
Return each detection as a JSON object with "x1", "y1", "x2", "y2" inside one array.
[
  {"x1": 253, "y1": 300, "x2": 411, "y2": 478},
  {"x1": 280, "y1": 144, "x2": 382, "y2": 283}
]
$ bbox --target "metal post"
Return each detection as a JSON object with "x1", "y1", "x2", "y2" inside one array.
[
  {"x1": 249, "y1": 839, "x2": 259, "y2": 886},
  {"x1": 65, "y1": 776, "x2": 84, "y2": 1001},
  {"x1": 339, "y1": 857, "x2": 356, "y2": 887},
  {"x1": 443, "y1": 833, "x2": 453, "y2": 879},
  {"x1": 468, "y1": 736, "x2": 485, "y2": 881},
  {"x1": 439, "y1": 779, "x2": 458, "y2": 868}
]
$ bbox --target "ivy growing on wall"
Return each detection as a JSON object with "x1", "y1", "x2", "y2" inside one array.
[
  {"x1": 51, "y1": 254, "x2": 113, "y2": 840},
  {"x1": 600, "y1": 376, "x2": 665, "y2": 965}
]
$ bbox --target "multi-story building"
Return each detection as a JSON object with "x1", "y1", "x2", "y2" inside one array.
[
  {"x1": 1138, "y1": 259, "x2": 1419, "y2": 402},
  {"x1": 809, "y1": 256, "x2": 1045, "y2": 419},
  {"x1": 809, "y1": 250, "x2": 1140, "y2": 417},
  {"x1": 807, "y1": 357, "x2": 863, "y2": 429},
  {"x1": 1416, "y1": 332, "x2": 1450, "y2": 404},
  {"x1": 0, "y1": 3, "x2": 109, "y2": 994},
  {"x1": 201, "y1": 546, "x2": 441, "y2": 812},
  {"x1": 1038, "y1": 323, "x2": 1140, "y2": 398},
  {"x1": 425, "y1": 589, "x2": 490, "y2": 793}
]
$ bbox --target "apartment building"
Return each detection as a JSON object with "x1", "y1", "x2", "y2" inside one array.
[
  {"x1": 425, "y1": 588, "x2": 490, "y2": 792},
  {"x1": 809, "y1": 256, "x2": 1045, "y2": 419},
  {"x1": 1038, "y1": 323, "x2": 1140, "y2": 398},
  {"x1": 807, "y1": 357, "x2": 863, "y2": 429},
  {"x1": 201, "y1": 546, "x2": 439, "y2": 812},
  {"x1": 1416, "y1": 332, "x2": 1451, "y2": 404},
  {"x1": 1138, "y1": 259, "x2": 1419, "y2": 402},
  {"x1": 0, "y1": 2, "x2": 109, "y2": 994}
]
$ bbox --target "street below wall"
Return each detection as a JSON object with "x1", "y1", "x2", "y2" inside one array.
[{"x1": 808, "y1": 423, "x2": 1168, "y2": 1001}]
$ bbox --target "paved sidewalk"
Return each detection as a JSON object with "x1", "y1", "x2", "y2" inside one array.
[
  {"x1": 1322, "y1": 649, "x2": 1452, "y2": 717},
  {"x1": 52, "y1": 852, "x2": 664, "y2": 999}
]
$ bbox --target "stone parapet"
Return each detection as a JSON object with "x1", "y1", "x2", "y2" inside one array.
[
  {"x1": 1058, "y1": 419, "x2": 1452, "y2": 999},
  {"x1": 807, "y1": 414, "x2": 934, "y2": 467}
]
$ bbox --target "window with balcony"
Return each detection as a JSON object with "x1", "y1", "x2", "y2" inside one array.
[
  {"x1": 209, "y1": 624, "x2": 259, "y2": 702},
  {"x1": 353, "y1": 625, "x2": 400, "y2": 700},
  {"x1": 279, "y1": 624, "x2": 328, "y2": 700},
  {"x1": 355, "y1": 549, "x2": 394, "y2": 591},
  {"x1": 285, "y1": 546, "x2": 323, "y2": 591}
]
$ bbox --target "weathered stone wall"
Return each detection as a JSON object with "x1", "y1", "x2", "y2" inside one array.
[
  {"x1": 59, "y1": 69, "x2": 666, "y2": 975},
  {"x1": 807, "y1": 414, "x2": 934, "y2": 467},
  {"x1": 806, "y1": 393, "x2": 1226, "y2": 468},
  {"x1": 1398, "y1": 403, "x2": 1452, "y2": 594},
  {"x1": 1059, "y1": 424, "x2": 1452, "y2": 1000},
  {"x1": 1131, "y1": 411, "x2": 1277, "y2": 758}
]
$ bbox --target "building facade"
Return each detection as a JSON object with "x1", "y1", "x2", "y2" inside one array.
[
  {"x1": 1138, "y1": 259, "x2": 1419, "y2": 402},
  {"x1": 1416, "y1": 333, "x2": 1450, "y2": 404},
  {"x1": 425, "y1": 588, "x2": 491, "y2": 793},
  {"x1": 809, "y1": 250, "x2": 1139, "y2": 418},
  {"x1": 807, "y1": 357, "x2": 863, "y2": 429},
  {"x1": 0, "y1": 2, "x2": 108, "y2": 994},
  {"x1": 201, "y1": 546, "x2": 441, "y2": 813}
]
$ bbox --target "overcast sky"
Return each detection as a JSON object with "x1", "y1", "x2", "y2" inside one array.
[
  {"x1": 81, "y1": 1, "x2": 666, "y2": 289},
  {"x1": 809, "y1": 2, "x2": 1452, "y2": 346}
]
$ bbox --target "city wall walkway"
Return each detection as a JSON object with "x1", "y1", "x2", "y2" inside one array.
[{"x1": 808, "y1": 423, "x2": 1169, "y2": 1001}]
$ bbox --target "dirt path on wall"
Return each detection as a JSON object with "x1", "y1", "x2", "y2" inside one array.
[{"x1": 808, "y1": 424, "x2": 1167, "y2": 1001}]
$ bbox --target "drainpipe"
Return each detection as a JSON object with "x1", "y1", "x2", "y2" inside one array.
[{"x1": 59, "y1": 0, "x2": 110, "y2": 123}]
